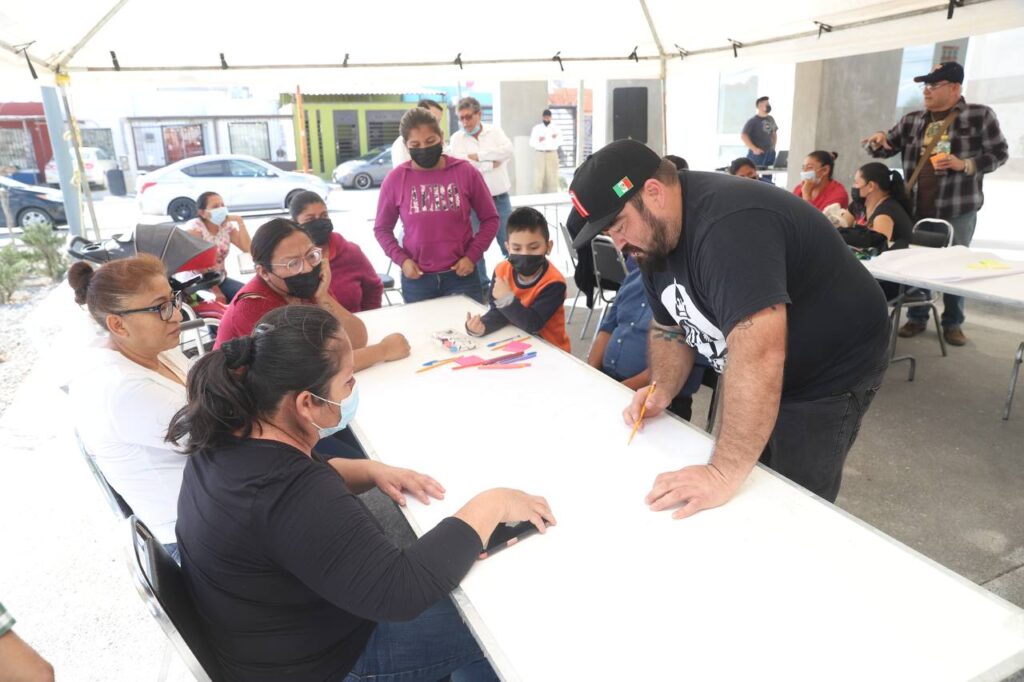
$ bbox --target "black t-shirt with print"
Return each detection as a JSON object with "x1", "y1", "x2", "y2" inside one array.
[{"x1": 642, "y1": 171, "x2": 889, "y2": 401}]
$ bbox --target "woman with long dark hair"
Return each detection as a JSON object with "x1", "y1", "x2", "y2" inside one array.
[
  {"x1": 215, "y1": 218, "x2": 409, "y2": 370},
  {"x1": 170, "y1": 305, "x2": 554, "y2": 681},
  {"x1": 850, "y1": 162, "x2": 913, "y2": 249}
]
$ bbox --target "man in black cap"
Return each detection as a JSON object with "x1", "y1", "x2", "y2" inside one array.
[
  {"x1": 569, "y1": 139, "x2": 890, "y2": 517},
  {"x1": 863, "y1": 62, "x2": 1007, "y2": 347}
]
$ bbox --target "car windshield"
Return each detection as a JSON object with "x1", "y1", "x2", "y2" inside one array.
[{"x1": 358, "y1": 147, "x2": 387, "y2": 161}]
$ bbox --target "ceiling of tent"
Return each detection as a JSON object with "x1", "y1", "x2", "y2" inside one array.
[{"x1": 0, "y1": 0, "x2": 1021, "y2": 86}]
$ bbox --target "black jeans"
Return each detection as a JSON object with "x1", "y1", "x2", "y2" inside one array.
[{"x1": 759, "y1": 360, "x2": 888, "y2": 503}]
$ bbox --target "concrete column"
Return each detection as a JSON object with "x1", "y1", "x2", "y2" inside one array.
[
  {"x1": 498, "y1": 81, "x2": 549, "y2": 194},
  {"x1": 789, "y1": 50, "x2": 903, "y2": 190}
]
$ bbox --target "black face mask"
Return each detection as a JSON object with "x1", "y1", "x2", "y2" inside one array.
[
  {"x1": 409, "y1": 143, "x2": 443, "y2": 169},
  {"x1": 850, "y1": 187, "x2": 862, "y2": 203},
  {"x1": 765, "y1": 104, "x2": 772, "y2": 114},
  {"x1": 543, "y1": 119, "x2": 551, "y2": 126},
  {"x1": 302, "y1": 218, "x2": 333, "y2": 247},
  {"x1": 508, "y1": 254, "x2": 546, "y2": 278},
  {"x1": 281, "y1": 262, "x2": 322, "y2": 299}
]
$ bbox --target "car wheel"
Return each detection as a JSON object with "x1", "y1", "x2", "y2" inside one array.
[
  {"x1": 353, "y1": 173, "x2": 373, "y2": 190},
  {"x1": 167, "y1": 197, "x2": 198, "y2": 222},
  {"x1": 17, "y1": 207, "x2": 55, "y2": 230}
]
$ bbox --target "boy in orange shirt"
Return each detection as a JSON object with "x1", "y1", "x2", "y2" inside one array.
[{"x1": 465, "y1": 207, "x2": 571, "y2": 352}]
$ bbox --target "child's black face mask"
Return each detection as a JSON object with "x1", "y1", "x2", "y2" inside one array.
[{"x1": 508, "y1": 254, "x2": 546, "y2": 277}]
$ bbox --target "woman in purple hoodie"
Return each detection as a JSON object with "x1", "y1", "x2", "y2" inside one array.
[{"x1": 374, "y1": 108, "x2": 499, "y2": 304}]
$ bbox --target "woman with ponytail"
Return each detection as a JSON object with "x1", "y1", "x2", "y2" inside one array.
[
  {"x1": 67, "y1": 254, "x2": 189, "y2": 561},
  {"x1": 851, "y1": 162, "x2": 914, "y2": 249},
  {"x1": 170, "y1": 305, "x2": 555, "y2": 681},
  {"x1": 794, "y1": 150, "x2": 849, "y2": 211}
]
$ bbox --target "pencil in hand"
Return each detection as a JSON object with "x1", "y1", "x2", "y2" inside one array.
[{"x1": 628, "y1": 382, "x2": 658, "y2": 445}]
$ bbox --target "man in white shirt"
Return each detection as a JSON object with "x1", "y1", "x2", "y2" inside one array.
[
  {"x1": 390, "y1": 98, "x2": 446, "y2": 167},
  {"x1": 529, "y1": 109, "x2": 561, "y2": 193},
  {"x1": 449, "y1": 96, "x2": 514, "y2": 261}
]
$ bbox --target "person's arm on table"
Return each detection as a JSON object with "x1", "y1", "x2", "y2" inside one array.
[
  {"x1": 645, "y1": 304, "x2": 786, "y2": 519},
  {"x1": 328, "y1": 458, "x2": 444, "y2": 507},
  {"x1": 586, "y1": 331, "x2": 612, "y2": 370},
  {"x1": 263, "y1": 467, "x2": 555, "y2": 622},
  {"x1": 621, "y1": 369, "x2": 652, "y2": 391}
]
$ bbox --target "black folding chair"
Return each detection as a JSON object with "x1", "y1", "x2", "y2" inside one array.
[
  {"x1": 582, "y1": 236, "x2": 629, "y2": 340},
  {"x1": 558, "y1": 221, "x2": 584, "y2": 323},
  {"x1": 126, "y1": 517, "x2": 224, "y2": 682}
]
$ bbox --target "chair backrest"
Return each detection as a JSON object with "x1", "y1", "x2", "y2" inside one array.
[
  {"x1": 910, "y1": 219, "x2": 954, "y2": 248},
  {"x1": 75, "y1": 431, "x2": 134, "y2": 519},
  {"x1": 591, "y1": 236, "x2": 629, "y2": 288},
  {"x1": 126, "y1": 516, "x2": 224, "y2": 682},
  {"x1": 558, "y1": 222, "x2": 578, "y2": 268}
]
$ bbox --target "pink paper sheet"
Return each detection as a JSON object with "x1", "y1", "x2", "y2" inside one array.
[{"x1": 501, "y1": 341, "x2": 532, "y2": 353}]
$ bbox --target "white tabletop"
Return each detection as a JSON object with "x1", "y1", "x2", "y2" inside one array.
[
  {"x1": 351, "y1": 297, "x2": 1024, "y2": 680},
  {"x1": 862, "y1": 247, "x2": 1024, "y2": 309}
]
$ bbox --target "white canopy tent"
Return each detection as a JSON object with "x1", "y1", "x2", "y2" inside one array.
[{"x1": 2, "y1": 0, "x2": 1022, "y2": 86}]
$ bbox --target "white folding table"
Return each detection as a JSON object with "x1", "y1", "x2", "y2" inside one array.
[
  {"x1": 351, "y1": 296, "x2": 1024, "y2": 681},
  {"x1": 862, "y1": 247, "x2": 1024, "y2": 418}
]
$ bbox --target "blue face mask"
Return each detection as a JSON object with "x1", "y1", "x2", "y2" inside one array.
[
  {"x1": 310, "y1": 384, "x2": 359, "y2": 438},
  {"x1": 465, "y1": 122, "x2": 482, "y2": 136},
  {"x1": 208, "y1": 206, "x2": 229, "y2": 225}
]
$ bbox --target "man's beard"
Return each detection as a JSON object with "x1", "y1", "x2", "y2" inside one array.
[{"x1": 626, "y1": 200, "x2": 674, "y2": 274}]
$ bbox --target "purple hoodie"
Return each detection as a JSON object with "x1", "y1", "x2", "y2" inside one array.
[{"x1": 374, "y1": 155, "x2": 499, "y2": 274}]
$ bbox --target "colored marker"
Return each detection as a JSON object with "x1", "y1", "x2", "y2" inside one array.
[
  {"x1": 497, "y1": 351, "x2": 536, "y2": 364},
  {"x1": 453, "y1": 351, "x2": 524, "y2": 370}
]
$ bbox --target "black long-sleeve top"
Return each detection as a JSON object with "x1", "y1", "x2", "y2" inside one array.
[
  {"x1": 175, "y1": 438, "x2": 481, "y2": 681},
  {"x1": 475, "y1": 263, "x2": 567, "y2": 336}
]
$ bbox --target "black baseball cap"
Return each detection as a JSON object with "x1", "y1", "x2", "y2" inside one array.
[
  {"x1": 569, "y1": 139, "x2": 661, "y2": 248},
  {"x1": 914, "y1": 61, "x2": 964, "y2": 84}
]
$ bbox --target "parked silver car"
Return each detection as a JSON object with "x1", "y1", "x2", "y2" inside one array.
[{"x1": 332, "y1": 148, "x2": 393, "y2": 189}]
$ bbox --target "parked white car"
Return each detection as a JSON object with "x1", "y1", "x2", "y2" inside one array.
[
  {"x1": 137, "y1": 154, "x2": 330, "y2": 222},
  {"x1": 45, "y1": 146, "x2": 118, "y2": 188}
]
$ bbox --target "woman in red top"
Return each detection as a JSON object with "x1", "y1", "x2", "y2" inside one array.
[
  {"x1": 215, "y1": 218, "x2": 409, "y2": 371},
  {"x1": 290, "y1": 191, "x2": 384, "y2": 312},
  {"x1": 793, "y1": 150, "x2": 849, "y2": 211}
]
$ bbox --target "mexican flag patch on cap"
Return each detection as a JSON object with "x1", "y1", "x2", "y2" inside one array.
[{"x1": 612, "y1": 176, "x2": 634, "y2": 198}]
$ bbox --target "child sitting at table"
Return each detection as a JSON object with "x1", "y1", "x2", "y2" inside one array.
[{"x1": 465, "y1": 207, "x2": 571, "y2": 352}]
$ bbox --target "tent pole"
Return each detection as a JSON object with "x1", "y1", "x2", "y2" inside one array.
[
  {"x1": 660, "y1": 55, "x2": 668, "y2": 156},
  {"x1": 576, "y1": 80, "x2": 586, "y2": 167},
  {"x1": 40, "y1": 86, "x2": 82, "y2": 238},
  {"x1": 295, "y1": 86, "x2": 310, "y2": 174},
  {"x1": 56, "y1": 72, "x2": 101, "y2": 241}
]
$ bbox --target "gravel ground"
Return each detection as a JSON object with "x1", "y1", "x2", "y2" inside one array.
[{"x1": 0, "y1": 275, "x2": 57, "y2": 416}]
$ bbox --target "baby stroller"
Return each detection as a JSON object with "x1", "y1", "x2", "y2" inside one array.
[{"x1": 68, "y1": 223, "x2": 228, "y2": 357}]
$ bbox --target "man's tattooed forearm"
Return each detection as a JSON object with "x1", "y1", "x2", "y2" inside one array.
[{"x1": 652, "y1": 327, "x2": 689, "y2": 345}]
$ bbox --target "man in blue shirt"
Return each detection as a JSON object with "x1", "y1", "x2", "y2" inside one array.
[{"x1": 586, "y1": 261, "x2": 711, "y2": 421}]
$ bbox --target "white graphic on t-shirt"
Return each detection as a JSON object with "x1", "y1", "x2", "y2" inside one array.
[{"x1": 660, "y1": 280, "x2": 728, "y2": 372}]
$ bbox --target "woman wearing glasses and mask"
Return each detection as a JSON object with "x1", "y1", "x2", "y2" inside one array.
[
  {"x1": 216, "y1": 218, "x2": 409, "y2": 370},
  {"x1": 68, "y1": 255, "x2": 191, "y2": 561}
]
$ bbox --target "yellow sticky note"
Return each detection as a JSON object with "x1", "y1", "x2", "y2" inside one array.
[{"x1": 967, "y1": 259, "x2": 1010, "y2": 271}]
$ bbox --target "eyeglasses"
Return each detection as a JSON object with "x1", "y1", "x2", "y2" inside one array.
[
  {"x1": 270, "y1": 247, "x2": 323, "y2": 275},
  {"x1": 457, "y1": 112, "x2": 479, "y2": 122},
  {"x1": 113, "y1": 290, "x2": 183, "y2": 321},
  {"x1": 920, "y1": 81, "x2": 952, "y2": 92}
]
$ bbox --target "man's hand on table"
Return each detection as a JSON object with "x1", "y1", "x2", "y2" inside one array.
[{"x1": 645, "y1": 463, "x2": 745, "y2": 520}]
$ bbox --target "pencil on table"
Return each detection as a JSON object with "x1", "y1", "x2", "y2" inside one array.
[{"x1": 628, "y1": 382, "x2": 658, "y2": 445}]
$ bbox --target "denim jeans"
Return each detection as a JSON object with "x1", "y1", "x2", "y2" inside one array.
[
  {"x1": 401, "y1": 270, "x2": 485, "y2": 304},
  {"x1": 746, "y1": 149, "x2": 776, "y2": 184},
  {"x1": 471, "y1": 192, "x2": 512, "y2": 292},
  {"x1": 908, "y1": 211, "x2": 978, "y2": 327},
  {"x1": 759, "y1": 359, "x2": 889, "y2": 503},
  {"x1": 344, "y1": 598, "x2": 498, "y2": 682}
]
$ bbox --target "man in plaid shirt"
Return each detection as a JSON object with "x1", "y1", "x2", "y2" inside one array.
[
  {"x1": 863, "y1": 61, "x2": 1008, "y2": 346},
  {"x1": 0, "y1": 600, "x2": 54, "y2": 680}
]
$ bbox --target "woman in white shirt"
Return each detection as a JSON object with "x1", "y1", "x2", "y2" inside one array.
[{"x1": 68, "y1": 254, "x2": 189, "y2": 561}]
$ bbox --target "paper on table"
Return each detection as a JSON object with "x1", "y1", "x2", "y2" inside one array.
[
  {"x1": 871, "y1": 246, "x2": 1024, "y2": 282},
  {"x1": 455, "y1": 355, "x2": 486, "y2": 367},
  {"x1": 501, "y1": 341, "x2": 532, "y2": 352}
]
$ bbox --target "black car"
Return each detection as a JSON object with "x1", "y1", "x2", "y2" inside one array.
[{"x1": 0, "y1": 175, "x2": 68, "y2": 229}]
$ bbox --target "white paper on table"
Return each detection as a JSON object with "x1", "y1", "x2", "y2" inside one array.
[{"x1": 870, "y1": 245, "x2": 1024, "y2": 282}]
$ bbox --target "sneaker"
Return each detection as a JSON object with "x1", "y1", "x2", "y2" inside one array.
[
  {"x1": 898, "y1": 320, "x2": 927, "y2": 338},
  {"x1": 944, "y1": 326, "x2": 967, "y2": 346}
]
